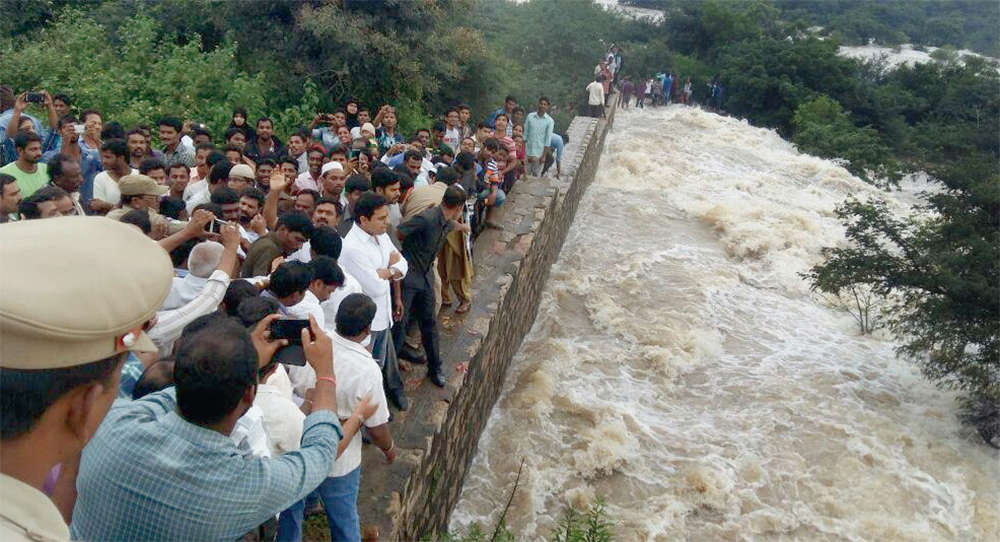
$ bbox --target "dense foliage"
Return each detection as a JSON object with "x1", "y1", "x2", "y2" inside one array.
[
  {"x1": 770, "y1": 0, "x2": 1000, "y2": 57},
  {"x1": 0, "y1": 0, "x2": 645, "y2": 137},
  {"x1": 627, "y1": 0, "x2": 1000, "y2": 57}
]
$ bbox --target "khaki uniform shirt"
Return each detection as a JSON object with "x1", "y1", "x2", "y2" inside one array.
[
  {"x1": 402, "y1": 181, "x2": 447, "y2": 221},
  {"x1": 0, "y1": 473, "x2": 70, "y2": 541},
  {"x1": 106, "y1": 206, "x2": 185, "y2": 234}
]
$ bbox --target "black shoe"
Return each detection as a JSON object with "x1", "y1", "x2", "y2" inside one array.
[
  {"x1": 398, "y1": 344, "x2": 426, "y2": 364},
  {"x1": 428, "y1": 371, "x2": 449, "y2": 388},
  {"x1": 388, "y1": 388, "x2": 410, "y2": 411}
]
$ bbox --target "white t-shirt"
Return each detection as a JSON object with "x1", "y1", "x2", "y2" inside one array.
[
  {"x1": 183, "y1": 179, "x2": 207, "y2": 202},
  {"x1": 586, "y1": 81, "x2": 605, "y2": 106},
  {"x1": 442, "y1": 127, "x2": 461, "y2": 152},
  {"x1": 93, "y1": 168, "x2": 138, "y2": 205},
  {"x1": 287, "y1": 240, "x2": 311, "y2": 264},
  {"x1": 253, "y1": 383, "x2": 306, "y2": 457},
  {"x1": 264, "y1": 364, "x2": 295, "y2": 401},
  {"x1": 329, "y1": 333, "x2": 390, "y2": 477},
  {"x1": 161, "y1": 274, "x2": 209, "y2": 311},
  {"x1": 285, "y1": 290, "x2": 326, "y2": 332},
  {"x1": 230, "y1": 405, "x2": 270, "y2": 458},
  {"x1": 185, "y1": 186, "x2": 211, "y2": 215},
  {"x1": 321, "y1": 272, "x2": 363, "y2": 327},
  {"x1": 339, "y1": 224, "x2": 407, "y2": 331}
]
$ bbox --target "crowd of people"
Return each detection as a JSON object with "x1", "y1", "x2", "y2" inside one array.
[
  {"x1": 582, "y1": 45, "x2": 725, "y2": 114},
  {"x1": 617, "y1": 71, "x2": 726, "y2": 111},
  {"x1": 0, "y1": 82, "x2": 573, "y2": 542}
]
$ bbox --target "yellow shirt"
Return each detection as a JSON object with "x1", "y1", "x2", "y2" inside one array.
[{"x1": 0, "y1": 472, "x2": 69, "y2": 541}]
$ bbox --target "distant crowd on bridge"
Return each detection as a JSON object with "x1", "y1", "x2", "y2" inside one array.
[{"x1": 585, "y1": 45, "x2": 726, "y2": 116}]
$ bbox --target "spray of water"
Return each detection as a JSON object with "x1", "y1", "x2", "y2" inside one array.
[{"x1": 450, "y1": 106, "x2": 999, "y2": 541}]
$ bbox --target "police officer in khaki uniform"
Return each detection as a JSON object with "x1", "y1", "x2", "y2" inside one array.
[{"x1": 0, "y1": 216, "x2": 173, "y2": 541}]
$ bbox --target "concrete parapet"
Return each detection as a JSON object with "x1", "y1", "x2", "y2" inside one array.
[{"x1": 355, "y1": 98, "x2": 617, "y2": 541}]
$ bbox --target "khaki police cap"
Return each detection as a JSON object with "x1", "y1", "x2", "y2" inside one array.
[
  {"x1": 0, "y1": 216, "x2": 174, "y2": 369},
  {"x1": 119, "y1": 174, "x2": 169, "y2": 197},
  {"x1": 229, "y1": 164, "x2": 254, "y2": 180}
]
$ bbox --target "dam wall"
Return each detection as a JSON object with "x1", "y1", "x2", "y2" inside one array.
[{"x1": 356, "y1": 98, "x2": 617, "y2": 540}]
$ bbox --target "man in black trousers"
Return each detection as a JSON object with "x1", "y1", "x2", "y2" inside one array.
[{"x1": 393, "y1": 184, "x2": 468, "y2": 387}]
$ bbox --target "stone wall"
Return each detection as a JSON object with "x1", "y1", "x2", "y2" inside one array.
[{"x1": 357, "y1": 100, "x2": 617, "y2": 541}]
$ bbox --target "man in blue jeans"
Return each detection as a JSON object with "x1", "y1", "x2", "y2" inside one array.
[{"x1": 278, "y1": 294, "x2": 394, "y2": 542}]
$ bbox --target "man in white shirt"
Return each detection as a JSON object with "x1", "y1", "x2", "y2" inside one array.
[
  {"x1": 316, "y1": 293, "x2": 393, "y2": 542},
  {"x1": 339, "y1": 192, "x2": 409, "y2": 411},
  {"x1": 162, "y1": 241, "x2": 224, "y2": 310},
  {"x1": 92, "y1": 139, "x2": 137, "y2": 214},
  {"x1": 586, "y1": 74, "x2": 606, "y2": 119},
  {"x1": 291, "y1": 256, "x2": 344, "y2": 335},
  {"x1": 442, "y1": 108, "x2": 462, "y2": 153},
  {"x1": 267, "y1": 261, "x2": 315, "y2": 319},
  {"x1": 186, "y1": 161, "x2": 231, "y2": 215}
]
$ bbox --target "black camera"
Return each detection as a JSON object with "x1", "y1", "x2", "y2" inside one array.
[{"x1": 25, "y1": 92, "x2": 44, "y2": 104}]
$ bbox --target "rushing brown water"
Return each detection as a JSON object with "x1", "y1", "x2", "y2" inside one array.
[{"x1": 451, "y1": 106, "x2": 1000, "y2": 541}]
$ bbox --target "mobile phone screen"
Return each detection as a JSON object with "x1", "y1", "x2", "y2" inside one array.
[{"x1": 269, "y1": 319, "x2": 311, "y2": 345}]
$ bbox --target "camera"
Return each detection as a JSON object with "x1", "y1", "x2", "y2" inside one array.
[{"x1": 25, "y1": 92, "x2": 44, "y2": 104}]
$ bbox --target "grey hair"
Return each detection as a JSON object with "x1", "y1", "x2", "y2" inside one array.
[{"x1": 188, "y1": 241, "x2": 224, "y2": 278}]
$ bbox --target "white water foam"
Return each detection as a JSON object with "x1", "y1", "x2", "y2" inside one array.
[{"x1": 450, "y1": 106, "x2": 999, "y2": 541}]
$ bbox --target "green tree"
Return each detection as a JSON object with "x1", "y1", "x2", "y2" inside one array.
[
  {"x1": 805, "y1": 158, "x2": 1000, "y2": 447},
  {"x1": 791, "y1": 95, "x2": 899, "y2": 185},
  {"x1": 0, "y1": 9, "x2": 277, "y2": 135},
  {"x1": 716, "y1": 36, "x2": 858, "y2": 134}
]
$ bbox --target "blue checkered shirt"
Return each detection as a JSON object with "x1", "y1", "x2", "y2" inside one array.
[
  {"x1": 70, "y1": 388, "x2": 341, "y2": 541},
  {"x1": 117, "y1": 351, "x2": 144, "y2": 399}
]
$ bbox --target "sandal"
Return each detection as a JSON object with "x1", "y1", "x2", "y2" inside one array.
[{"x1": 455, "y1": 301, "x2": 471, "y2": 314}]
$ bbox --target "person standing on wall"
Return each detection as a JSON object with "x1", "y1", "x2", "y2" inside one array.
[
  {"x1": 523, "y1": 97, "x2": 554, "y2": 178},
  {"x1": 586, "y1": 75, "x2": 605, "y2": 118},
  {"x1": 394, "y1": 185, "x2": 469, "y2": 388}
]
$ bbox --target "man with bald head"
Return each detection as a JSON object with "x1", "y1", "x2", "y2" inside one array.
[
  {"x1": 161, "y1": 241, "x2": 225, "y2": 310},
  {"x1": 0, "y1": 217, "x2": 174, "y2": 541}
]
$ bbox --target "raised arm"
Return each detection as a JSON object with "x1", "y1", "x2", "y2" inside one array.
[
  {"x1": 263, "y1": 169, "x2": 287, "y2": 231},
  {"x1": 158, "y1": 208, "x2": 214, "y2": 253}
]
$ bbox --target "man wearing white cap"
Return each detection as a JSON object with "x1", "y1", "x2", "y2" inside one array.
[
  {"x1": 0, "y1": 217, "x2": 174, "y2": 541},
  {"x1": 318, "y1": 160, "x2": 346, "y2": 203},
  {"x1": 227, "y1": 163, "x2": 255, "y2": 192}
]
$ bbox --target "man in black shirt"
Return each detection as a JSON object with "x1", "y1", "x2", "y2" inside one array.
[{"x1": 393, "y1": 184, "x2": 468, "y2": 386}]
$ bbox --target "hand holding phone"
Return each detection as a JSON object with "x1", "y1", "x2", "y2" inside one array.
[{"x1": 269, "y1": 319, "x2": 311, "y2": 345}]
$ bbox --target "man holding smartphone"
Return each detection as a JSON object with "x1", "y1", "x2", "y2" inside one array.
[{"x1": 70, "y1": 313, "x2": 372, "y2": 541}]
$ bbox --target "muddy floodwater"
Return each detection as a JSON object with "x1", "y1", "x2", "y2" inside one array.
[{"x1": 451, "y1": 106, "x2": 1000, "y2": 541}]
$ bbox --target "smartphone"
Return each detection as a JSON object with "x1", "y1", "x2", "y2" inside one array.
[
  {"x1": 74, "y1": 124, "x2": 85, "y2": 135},
  {"x1": 269, "y1": 319, "x2": 311, "y2": 345},
  {"x1": 25, "y1": 92, "x2": 44, "y2": 104},
  {"x1": 206, "y1": 218, "x2": 226, "y2": 234}
]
